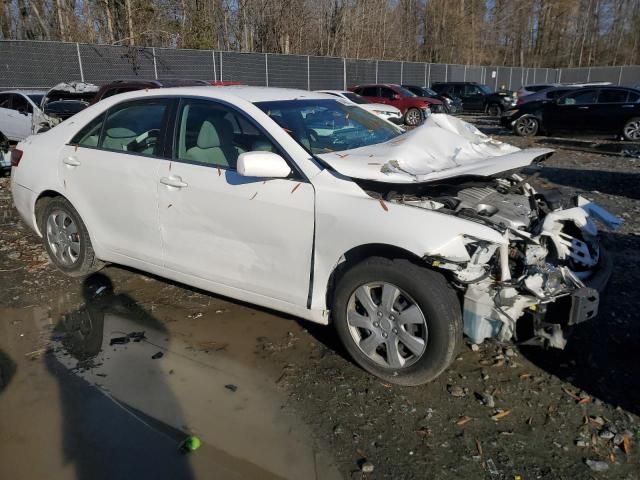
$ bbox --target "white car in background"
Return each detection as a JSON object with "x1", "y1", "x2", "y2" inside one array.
[
  {"x1": 316, "y1": 90, "x2": 403, "y2": 124},
  {"x1": 11, "y1": 86, "x2": 619, "y2": 385},
  {"x1": 0, "y1": 90, "x2": 47, "y2": 142}
]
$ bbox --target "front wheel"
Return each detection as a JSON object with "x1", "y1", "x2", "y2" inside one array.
[
  {"x1": 514, "y1": 116, "x2": 539, "y2": 136},
  {"x1": 622, "y1": 117, "x2": 640, "y2": 141},
  {"x1": 332, "y1": 257, "x2": 462, "y2": 386},
  {"x1": 40, "y1": 197, "x2": 103, "y2": 277},
  {"x1": 486, "y1": 104, "x2": 502, "y2": 117},
  {"x1": 404, "y1": 108, "x2": 423, "y2": 126}
]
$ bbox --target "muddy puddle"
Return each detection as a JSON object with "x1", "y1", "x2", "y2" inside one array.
[{"x1": 0, "y1": 273, "x2": 340, "y2": 480}]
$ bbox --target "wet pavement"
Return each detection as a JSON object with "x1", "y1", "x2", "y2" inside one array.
[{"x1": 1, "y1": 122, "x2": 640, "y2": 479}]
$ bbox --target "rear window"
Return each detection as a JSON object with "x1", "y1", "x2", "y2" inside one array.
[
  {"x1": 598, "y1": 89, "x2": 629, "y2": 103},
  {"x1": 558, "y1": 89, "x2": 597, "y2": 105}
]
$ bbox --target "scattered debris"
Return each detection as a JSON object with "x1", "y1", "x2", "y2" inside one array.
[
  {"x1": 151, "y1": 351, "x2": 163, "y2": 360},
  {"x1": 585, "y1": 459, "x2": 609, "y2": 472},
  {"x1": 447, "y1": 384, "x2": 467, "y2": 397},
  {"x1": 179, "y1": 436, "x2": 201, "y2": 454},
  {"x1": 360, "y1": 461, "x2": 374, "y2": 474},
  {"x1": 491, "y1": 409, "x2": 511, "y2": 421},
  {"x1": 225, "y1": 384, "x2": 238, "y2": 392},
  {"x1": 109, "y1": 336, "x2": 129, "y2": 346}
]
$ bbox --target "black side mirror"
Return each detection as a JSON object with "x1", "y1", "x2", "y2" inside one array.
[{"x1": 18, "y1": 109, "x2": 28, "y2": 116}]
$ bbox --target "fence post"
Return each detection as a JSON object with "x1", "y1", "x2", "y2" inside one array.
[
  {"x1": 545, "y1": 68, "x2": 548, "y2": 83},
  {"x1": 494, "y1": 67, "x2": 499, "y2": 90},
  {"x1": 375, "y1": 60, "x2": 378, "y2": 83},
  {"x1": 307, "y1": 55, "x2": 310, "y2": 91},
  {"x1": 343, "y1": 58, "x2": 347, "y2": 90},
  {"x1": 212, "y1": 50, "x2": 217, "y2": 82},
  {"x1": 424, "y1": 63, "x2": 427, "y2": 86},
  {"x1": 587, "y1": 67, "x2": 591, "y2": 82},
  {"x1": 265, "y1": 53, "x2": 269, "y2": 87},
  {"x1": 463, "y1": 65, "x2": 467, "y2": 81},
  {"x1": 427, "y1": 63, "x2": 431, "y2": 86},
  {"x1": 617, "y1": 66, "x2": 623, "y2": 86},
  {"x1": 76, "y1": 42, "x2": 84, "y2": 82},
  {"x1": 445, "y1": 64, "x2": 448, "y2": 82},
  {"x1": 508, "y1": 67, "x2": 513, "y2": 90},
  {"x1": 152, "y1": 47, "x2": 158, "y2": 80},
  {"x1": 400, "y1": 61, "x2": 404, "y2": 84},
  {"x1": 219, "y1": 52, "x2": 223, "y2": 81}
]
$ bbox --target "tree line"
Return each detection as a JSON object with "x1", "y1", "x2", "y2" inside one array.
[{"x1": 1, "y1": 0, "x2": 639, "y2": 67}]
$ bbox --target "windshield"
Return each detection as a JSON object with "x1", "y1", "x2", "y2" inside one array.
[
  {"x1": 478, "y1": 84, "x2": 493, "y2": 94},
  {"x1": 342, "y1": 92, "x2": 369, "y2": 104},
  {"x1": 255, "y1": 99, "x2": 402, "y2": 154},
  {"x1": 423, "y1": 87, "x2": 438, "y2": 96},
  {"x1": 28, "y1": 94, "x2": 44, "y2": 106}
]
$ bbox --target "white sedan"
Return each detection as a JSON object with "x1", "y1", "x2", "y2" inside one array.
[
  {"x1": 11, "y1": 86, "x2": 619, "y2": 385},
  {"x1": 316, "y1": 90, "x2": 403, "y2": 124},
  {"x1": 0, "y1": 90, "x2": 46, "y2": 142}
]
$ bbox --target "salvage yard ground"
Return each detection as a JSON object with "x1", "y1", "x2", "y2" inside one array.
[{"x1": 0, "y1": 118, "x2": 639, "y2": 479}]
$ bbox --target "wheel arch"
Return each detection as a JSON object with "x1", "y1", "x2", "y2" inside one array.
[
  {"x1": 34, "y1": 189, "x2": 67, "y2": 235},
  {"x1": 324, "y1": 243, "x2": 433, "y2": 321}
]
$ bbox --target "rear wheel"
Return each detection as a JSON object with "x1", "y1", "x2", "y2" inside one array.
[
  {"x1": 332, "y1": 257, "x2": 462, "y2": 386},
  {"x1": 622, "y1": 117, "x2": 640, "y2": 141},
  {"x1": 404, "y1": 108, "x2": 423, "y2": 126},
  {"x1": 40, "y1": 197, "x2": 103, "y2": 277},
  {"x1": 514, "y1": 116, "x2": 539, "y2": 136}
]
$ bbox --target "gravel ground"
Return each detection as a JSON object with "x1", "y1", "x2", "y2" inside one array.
[{"x1": 0, "y1": 120, "x2": 639, "y2": 479}]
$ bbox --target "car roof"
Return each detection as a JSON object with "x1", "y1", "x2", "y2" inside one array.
[
  {"x1": 0, "y1": 89, "x2": 47, "y2": 95},
  {"x1": 97, "y1": 86, "x2": 333, "y2": 104},
  {"x1": 315, "y1": 90, "x2": 350, "y2": 95},
  {"x1": 100, "y1": 79, "x2": 209, "y2": 88}
]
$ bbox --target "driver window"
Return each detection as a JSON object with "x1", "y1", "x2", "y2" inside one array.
[
  {"x1": 11, "y1": 94, "x2": 31, "y2": 113},
  {"x1": 175, "y1": 99, "x2": 278, "y2": 170},
  {"x1": 464, "y1": 85, "x2": 480, "y2": 95},
  {"x1": 100, "y1": 99, "x2": 170, "y2": 156},
  {"x1": 558, "y1": 90, "x2": 597, "y2": 106},
  {"x1": 0, "y1": 94, "x2": 10, "y2": 109},
  {"x1": 379, "y1": 87, "x2": 395, "y2": 99}
]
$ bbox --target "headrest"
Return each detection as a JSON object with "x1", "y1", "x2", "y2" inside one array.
[
  {"x1": 105, "y1": 127, "x2": 136, "y2": 139},
  {"x1": 196, "y1": 120, "x2": 220, "y2": 149}
]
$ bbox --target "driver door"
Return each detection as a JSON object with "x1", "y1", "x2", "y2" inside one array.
[{"x1": 158, "y1": 98, "x2": 315, "y2": 307}]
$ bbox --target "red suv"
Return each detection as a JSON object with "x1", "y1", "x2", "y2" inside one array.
[{"x1": 350, "y1": 84, "x2": 443, "y2": 126}]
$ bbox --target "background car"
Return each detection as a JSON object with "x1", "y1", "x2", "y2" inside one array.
[
  {"x1": 315, "y1": 90, "x2": 403, "y2": 124},
  {"x1": 516, "y1": 83, "x2": 559, "y2": 97},
  {"x1": 401, "y1": 85, "x2": 463, "y2": 113},
  {"x1": 431, "y1": 81, "x2": 516, "y2": 116},
  {"x1": 0, "y1": 131, "x2": 10, "y2": 171},
  {"x1": 350, "y1": 84, "x2": 443, "y2": 126},
  {"x1": 501, "y1": 86, "x2": 640, "y2": 140},
  {"x1": 0, "y1": 90, "x2": 46, "y2": 142},
  {"x1": 91, "y1": 78, "x2": 210, "y2": 104}
]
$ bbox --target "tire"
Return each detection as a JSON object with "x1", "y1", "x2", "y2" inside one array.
[
  {"x1": 404, "y1": 108, "x2": 423, "y2": 126},
  {"x1": 40, "y1": 197, "x2": 103, "y2": 277},
  {"x1": 622, "y1": 117, "x2": 640, "y2": 141},
  {"x1": 332, "y1": 257, "x2": 462, "y2": 386},
  {"x1": 514, "y1": 116, "x2": 539, "y2": 137},
  {"x1": 486, "y1": 104, "x2": 502, "y2": 117}
]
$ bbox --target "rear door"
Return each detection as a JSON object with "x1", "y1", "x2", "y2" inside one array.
[
  {"x1": 59, "y1": 97, "x2": 173, "y2": 266},
  {"x1": 158, "y1": 97, "x2": 315, "y2": 306},
  {"x1": 544, "y1": 89, "x2": 598, "y2": 134},
  {"x1": 10, "y1": 94, "x2": 34, "y2": 140},
  {"x1": 593, "y1": 88, "x2": 637, "y2": 133},
  {"x1": 379, "y1": 86, "x2": 401, "y2": 110}
]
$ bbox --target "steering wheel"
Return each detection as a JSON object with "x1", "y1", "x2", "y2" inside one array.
[{"x1": 129, "y1": 129, "x2": 160, "y2": 153}]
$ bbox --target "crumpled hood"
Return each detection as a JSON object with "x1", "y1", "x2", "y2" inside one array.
[{"x1": 317, "y1": 114, "x2": 554, "y2": 183}]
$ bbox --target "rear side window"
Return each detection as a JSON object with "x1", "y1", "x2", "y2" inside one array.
[
  {"x1": 70, "y1": 113, "x2": 105, "y2": 147},
  {"x1": 12, "y1": 95, "x2": 31, "y2": 113},
  {"x1": 598, "y1": 89, "x2": 629, "y2": 103},
  {"x1": 100, "y1": 99, "x2": 171, "y2": 156},
  {"x1": 0, "y1": 94, "x2": 10, "y2": 109},
  {"x1": 558, "y1": 89, "x2": 597, "y2": 105},
  {"x1": 379, "y1": 87, "x2": 395, "y2": 99},
  {"x1": 628, "y1": 91, "x2": 640, "y2": 102}
]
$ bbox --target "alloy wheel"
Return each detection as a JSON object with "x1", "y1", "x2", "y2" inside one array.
[
  {"x1": 405, "y1": 109, "x2": 422, "y2": 126},
  {"x1": 46, "y1": 209, "x2": 81, "y2": 267},
  {"x1": 346, "y1": 282, "x2": 428, "y2": 369},
  {"x1": 624, "y1": 120, "x2": 640, "y2": 140},
  {"x1": 516, "y1": 117, "x2": 538, "y2": 136}
]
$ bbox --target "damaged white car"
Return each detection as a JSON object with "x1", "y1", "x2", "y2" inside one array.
[{"x1": 10, "y1": 87, "x2": 621, "y2": 385}]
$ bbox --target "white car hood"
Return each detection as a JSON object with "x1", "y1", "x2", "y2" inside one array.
[{"x1": 317, "y1": 114, "x2": 554, "y2": 183}]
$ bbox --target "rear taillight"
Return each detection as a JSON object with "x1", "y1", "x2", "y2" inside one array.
[{"x1": 10, "y1": 148, "x2": 23, "y2": 167}]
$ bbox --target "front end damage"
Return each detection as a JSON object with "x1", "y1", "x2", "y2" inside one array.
[{"x1": 384, "y1": 175, "x2": 622, "y2": 348}]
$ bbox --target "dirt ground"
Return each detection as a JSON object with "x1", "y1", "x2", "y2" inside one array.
[{"x1": 0, "y1": 120, "x2": 638, "y2": 480}]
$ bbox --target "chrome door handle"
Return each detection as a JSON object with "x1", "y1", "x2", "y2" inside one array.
[
  {"x1": 63, "y1": 156, "x2": 81, "y2": 167},
  {"x1": 160, "y1": 176, "x2": 188, "y2": 188},
  {"x1": 578, "y1": 106, "x2": 589, "y2": 110},
  {"x1": 622, "y1": 104, "x2": 635, "y2": 108}
]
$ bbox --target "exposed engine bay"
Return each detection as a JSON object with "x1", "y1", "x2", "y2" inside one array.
[{"x1": 359, "y1": 172, "x2": 623, "y2": 349}]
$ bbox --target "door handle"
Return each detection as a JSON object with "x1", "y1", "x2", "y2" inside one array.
[
  {"x1": 160, "y1": 176, "x2": 188, "y2": 188},
  {"x1": 578, "y1": 106, "x2": 589, "y2": 110},
  {"x1": 622, "y1": 104, "x2": 635, "y2": 108},
  {"x1": 63, "y1": 156, "x2": 81, "y2": 167}
]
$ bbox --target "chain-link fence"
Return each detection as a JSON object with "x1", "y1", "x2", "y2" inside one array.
[{"x1": 1, "y1": 40, "x2": 639, "y2": 92}]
